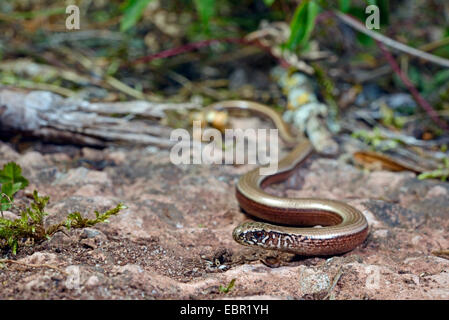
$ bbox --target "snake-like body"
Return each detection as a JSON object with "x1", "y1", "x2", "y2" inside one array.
[{"x1": 205, "y1": 100, "x2": 368, "y2": 256}]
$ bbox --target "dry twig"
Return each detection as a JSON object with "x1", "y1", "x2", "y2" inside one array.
[
  {"x1": 0, "y1": 259, "x2": 68, "y2": 275},
  {"x1": 335, "y1": 11, "x2": 449, "y2": 68}
]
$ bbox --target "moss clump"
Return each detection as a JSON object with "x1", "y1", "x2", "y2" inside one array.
[{"x1": 0, "y1": 162, "x2": 125, "y2": 254}]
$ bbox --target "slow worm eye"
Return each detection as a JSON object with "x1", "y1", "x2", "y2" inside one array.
[{"x1": 253, "y1": 231, "x2": 264, "y2": 240}]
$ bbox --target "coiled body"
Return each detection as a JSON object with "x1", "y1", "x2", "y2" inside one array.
[{"x1": 205, "y1": 100, "x2": 369, "y2": 256}]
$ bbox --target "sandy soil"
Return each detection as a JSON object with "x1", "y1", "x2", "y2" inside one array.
[{"x1": 0, "y1": 138, "x2": 448, "y2": 299}]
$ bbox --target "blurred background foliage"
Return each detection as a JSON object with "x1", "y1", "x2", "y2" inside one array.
[
  {"x1": 1, "y1": 0, "x2": 446, "y2": 54},
  {"x1": 0, "y1": 0, "x2": 449, "y2": 178},
  {"x1": 0, "y1": 0, "x2": 448, "y2": 106}
]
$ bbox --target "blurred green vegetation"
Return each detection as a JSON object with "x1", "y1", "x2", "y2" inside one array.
[
  {"x1": 0, "y1": 0, "x2": 416, "y2": 54},
  {"x1": 0, "y1": 0, "x2": 448, "y2": 108},
  {"x1": 1, "y1": 0, "x2": 448, "y2": 62}
]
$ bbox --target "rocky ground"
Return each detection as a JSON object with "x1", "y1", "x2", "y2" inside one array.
[{"x1": 0, "y1": 133, "x2": 448, "y2": 299}]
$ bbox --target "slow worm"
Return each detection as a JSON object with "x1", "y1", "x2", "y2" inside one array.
[{"x1": 205, "y1": 100, "x2": 369, "y2": 256}]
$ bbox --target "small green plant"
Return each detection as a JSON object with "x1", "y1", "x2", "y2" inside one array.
[
  {"x1": 379, "y1": 103, "x2": 406, "y2": 128},
  {"x1": 0, "y1": 162, "x2": 29, "y2": 211},
  {"x1": 0, "y1": 162, "x2": 125, "y2": 254},
  {"x1": 219, "y1": 278, "x2": 236, "y2": 294},
  {"x1": 193, "y1": 0, "x2": 215, "y2": 34},
  {"x1": 120, "y1": 0, "x2": 154, "y2": 32},
  {"x1": 286, "y1": 0, "x2": 320, "y2": 52},
  {"x1": 351, "y1": 128, "x2": 399, "y2": 151},
  {"x1": 418, "y1": 158, "x2": 449, "y2": 182}
]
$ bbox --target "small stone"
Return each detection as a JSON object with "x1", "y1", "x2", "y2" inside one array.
[
  {"x1": 85, "y1": 275, "x2": 100, "y2": 288},
  {"x1": 373, "y1": 229, "x2": 389, "y2": 238},
  {"x1": 80, "y1": 238, "x2": 97, "y2": 249},
  {"x1": 425, "y1": 186, "x2": 447, "y2": 199},
  {"x1": 17, "y1": 151, "x2": 47, "y2": 168},
  {"x1": 52, "y1": 167, "x2": 111, "y2": 187},
  {"x1": 18, "y1": 252, "x2": 59, "y2": 265},
  {"x1": 81, "y1": 228, "x2": 101, "y2": 239},
  {"x1": 81, "y1": 147, "x2": 104, "y2": 161},
  {"x1": 0, "y1": 211, "x2": 19, "y2": 221}
]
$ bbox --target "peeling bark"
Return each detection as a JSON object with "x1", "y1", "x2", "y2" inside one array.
[{"x1": 0, "y1": 88, "x2": 199, "y2": 147}]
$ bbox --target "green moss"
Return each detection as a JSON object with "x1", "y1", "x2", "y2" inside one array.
[
  {"x1": 0, "y1": 162, "x2": 125, "y2": 254},
  {"x1": 219, "y1": 278, "x2": 236, "y2": 293}
]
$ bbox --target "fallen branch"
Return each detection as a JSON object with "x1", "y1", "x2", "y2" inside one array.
[
  {"x1": 335, "y1": 11, "x2": 449, "y2": 68},
  {"x1": 0, "y1": 88, "x2": 200, "y2": 147}
]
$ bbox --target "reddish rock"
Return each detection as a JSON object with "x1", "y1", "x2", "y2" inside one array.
[{"x1": 0, "y1": 140, "x2": 448, "y2": 299}]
